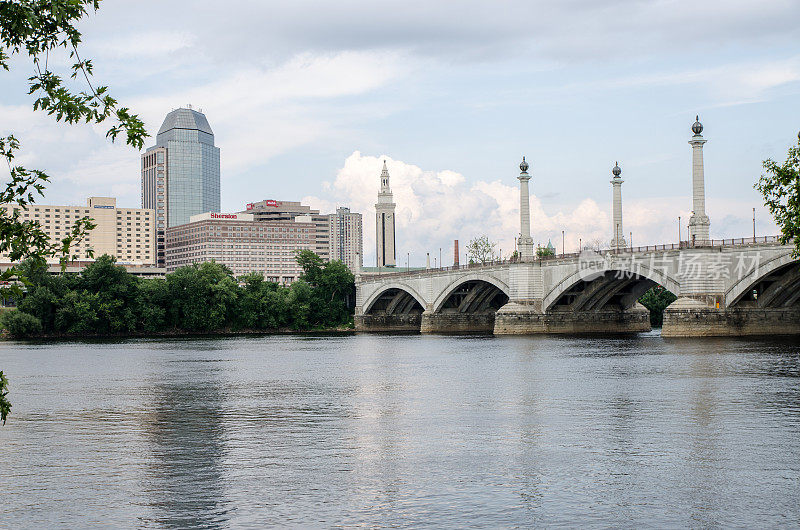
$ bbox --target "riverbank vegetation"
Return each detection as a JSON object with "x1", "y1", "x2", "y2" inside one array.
[
  {"x1": 1, "y1": 250, "x2": 355, "y2": 339},
  {"x1": 638, "y1": 286, "x2": 677, "y2": 327}
]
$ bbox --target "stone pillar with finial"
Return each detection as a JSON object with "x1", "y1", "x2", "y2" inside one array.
[
  {"x1": 688, "y1": 115, "x2": 710, "y2": 242},
  {"x1": 517, "y1": 157, "x2": 535, "y2": 261},
  {"x1": 610, "y1": 161, "x2": 626, "y2": 250}
]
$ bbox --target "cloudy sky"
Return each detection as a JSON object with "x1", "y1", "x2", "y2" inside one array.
[{"x1": 1, "y1": 0, "x2": 798, "y2": 266}]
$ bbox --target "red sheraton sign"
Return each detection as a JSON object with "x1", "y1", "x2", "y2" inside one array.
[
  {"x1": 211, "y1": 213, "x2": 239, "y2": 219},
  {"x1": 245, "y1": 200, "x2": 280, "y2": 209}
]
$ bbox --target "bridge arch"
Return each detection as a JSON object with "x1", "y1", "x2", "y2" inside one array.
[
  {"x1": 363, "y1": 283, "x2": 427, "y2": 315},
  {"x1": 431, "y1": 273, "x2": 510, "y2": 313},
  {"x1": 725, "y1": 251, "x2": 800, "y2": 308},
  {"x1": 543, "y1": 263, "x2": 680, "y2": 313}
]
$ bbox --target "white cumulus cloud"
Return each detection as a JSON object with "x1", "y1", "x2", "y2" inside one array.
[{"x1": 302, "y1": 152, "x2": 782, "y2": 267}]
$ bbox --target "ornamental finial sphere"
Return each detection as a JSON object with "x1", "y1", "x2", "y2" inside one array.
[
  {"x1": 692, "y1": 115, "x2": 703, "y2": 135},
  {"x1": 520, "y1": 156, "x2": 529, "y2": 173},
  {"x1": 612, "y1": 161, "x2": 621, "y2": 177}
]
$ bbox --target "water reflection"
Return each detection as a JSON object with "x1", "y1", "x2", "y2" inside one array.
[
  {"x1": 1, "y1": 334, "x2": 799, "y2": 527},
  {"x1": 139, "y1": 364, "x2": 229, "y2": 528},
  {"x1": 686, "y1": 352, "x2": 723, "y2": 527}
]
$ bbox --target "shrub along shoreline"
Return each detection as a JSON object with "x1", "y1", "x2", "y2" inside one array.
[{"x1": 1, "y1": 250, "x2": 355, "y2": 339}]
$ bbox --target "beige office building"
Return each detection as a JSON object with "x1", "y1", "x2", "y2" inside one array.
[
  {"x1": 0, "y1": 197, "x2": 156, "y2": 267},
  {"x1": 164, "y1": 211, "x2": 315, "y2": 283}
]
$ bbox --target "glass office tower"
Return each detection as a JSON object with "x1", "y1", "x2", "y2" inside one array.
[{"x1": 142, "y1": 107, "x2": 220, "y2": 266}]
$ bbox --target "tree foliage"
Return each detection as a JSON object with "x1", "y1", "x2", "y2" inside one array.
[
  {"x1": 466, "y1": 235, "x2": 496, "y2": 264},
  {"x1": 0, "y1": 309, "x2": 42, "y2": 337},
  {"x1": 3, "y1": 254, "x2": 356, "y2": 337},
  {"x1": 639, "y1": 285, "x2": 677, "y2": 327},
  {"x1": 756, "y1": 133, "x2": 800, "y2": 257},
  {"x1": 0, "y1": 0, "x2": 148, "y2": 286},
  {"x1": 1, "y1": 0, "x2": 149, "y2": 423},
  {"x1": 536, "y1": 245, "x2": 555, "y2": 258},
  {"x1": 0, "y1": 370, "x2": 9, "y2": 425},
  {"x1": 0, "y1": 0, "x2": 147, "y2": 148}
]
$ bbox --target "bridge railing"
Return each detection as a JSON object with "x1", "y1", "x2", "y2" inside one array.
[
  {"x1": 360, "y1": 235, "x2": 787, "y2": 279},
  {"x1": 361, "y1": 258, "x2": 519, "y2": 279},
  {"x1": 544, "y1": 235, "x2": 786, "y2": 258}
]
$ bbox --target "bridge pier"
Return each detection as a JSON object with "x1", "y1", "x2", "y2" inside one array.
[
  {"x1": 662, "y1": 298, "x2": 800, "y2": 337},
  {"x1": 420, "y1": 310, "x2": 496, "y2": 333},
  {"x1": 494, "y1": 302, "x2": 651, "y2": 334},
  {"x1": 354, "y1": 313, "x2": 422, "y2": 332}
]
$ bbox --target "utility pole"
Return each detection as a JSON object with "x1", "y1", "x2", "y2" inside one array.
[
  {"x1": 678, "y1": 216, "x2": 681, "y2": 247},
  {"x1": 753, "y1": 207, "x2": 756, "y2": 241},
  {"x1": 562, "y1": 230, "x2": 565, "y2": 257}
]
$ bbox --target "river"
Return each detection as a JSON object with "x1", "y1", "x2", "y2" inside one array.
[{"x1": 1, "y1": 332, "x2": 799, "y2": 527}]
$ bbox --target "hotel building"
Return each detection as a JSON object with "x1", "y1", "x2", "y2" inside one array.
[
  {"x1": 0, "y1": 196, "x2": 157, "y2": 269},
  {"x1": 164, "y1": 212, "x2": 315, "y2": 283},
  {"x1": 242, "y1": 200, "x2": 363, "y2": 272},
  {"x1": 242, "y1": 200, "x2": 331, "y2": 262}
]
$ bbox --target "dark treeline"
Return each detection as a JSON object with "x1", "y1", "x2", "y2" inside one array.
[
  {"x1": 1, "y1": 250, "x2": 355, "y2": 338},
  {"x1": 639, "y1": 285, "x2": 678, "y2": 327}
]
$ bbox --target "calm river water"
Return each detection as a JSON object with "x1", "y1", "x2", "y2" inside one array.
[{"x1": 1, "y1": 332, "x2": 799, "y2": 527}]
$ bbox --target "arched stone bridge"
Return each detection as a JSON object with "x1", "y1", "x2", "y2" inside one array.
[{"x1": 355, "y1": 239, "x2": 800, "y2": 337}]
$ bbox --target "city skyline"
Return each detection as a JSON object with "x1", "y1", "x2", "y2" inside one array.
[{"x1": 0, "y1": 1, "x2": 797, "y2": 266}]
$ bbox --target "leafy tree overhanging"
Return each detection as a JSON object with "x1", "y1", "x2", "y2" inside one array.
[
  {"x1": 0, "y1": 0, "x2": 148, "y2": 425},
  {"x1": 756, "y1": 133, "x2": 800, "y2": 257}
]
